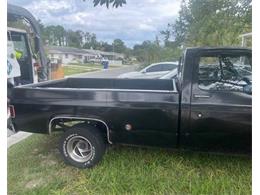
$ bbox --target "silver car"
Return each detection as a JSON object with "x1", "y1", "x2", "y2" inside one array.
[
  {"x1": 159, "y1": 68, "x2": 178, "y2": 79},
  {"x1": 118, "y1": 62, "x2": 178, "y2": 79}
]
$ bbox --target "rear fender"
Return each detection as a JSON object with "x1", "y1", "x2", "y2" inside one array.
[{"x1": 48, "y1": 116, "x2": 112, "y2": 144}]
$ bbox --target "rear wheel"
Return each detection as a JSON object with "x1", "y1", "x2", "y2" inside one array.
[{"x1": 59, "y1": 124, "x2": 106, "y2": 168}]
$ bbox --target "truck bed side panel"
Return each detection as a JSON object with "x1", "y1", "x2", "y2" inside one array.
[{"x1": 11, "y1": 84, "x2": 179, "y2": 147}]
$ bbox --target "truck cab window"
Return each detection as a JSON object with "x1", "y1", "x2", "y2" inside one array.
[{"x1": 198, "y1": 55, "x2": 252, "y2": 94}]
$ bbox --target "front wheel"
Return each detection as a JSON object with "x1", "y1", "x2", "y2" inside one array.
[{"x1": 59, "y1": 124, "x2": 106, "y2": 169}]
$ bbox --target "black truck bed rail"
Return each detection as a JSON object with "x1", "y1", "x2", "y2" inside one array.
[{"x1": 16, "y1": 78, "x2": 177, "y2": 92}]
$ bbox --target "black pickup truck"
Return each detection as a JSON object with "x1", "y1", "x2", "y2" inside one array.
[{"x1": 10, "y1": 47, "x2": 252, "y2": 168}]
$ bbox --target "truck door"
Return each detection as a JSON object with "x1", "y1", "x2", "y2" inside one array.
[{"x1": 188, "y1": 50, "x2": 252, "y2": 153}]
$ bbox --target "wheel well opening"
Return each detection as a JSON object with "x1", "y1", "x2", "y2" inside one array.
[{"x1": 49, "y1": 117, "x2": 111, "y2": 144}]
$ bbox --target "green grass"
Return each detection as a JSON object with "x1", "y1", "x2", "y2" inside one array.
[
  {"x1": 63, "y1": 63, "x2": 123, "y2": 76},
  {"x1": 63, "y1": 65, "x2": 101, "y2": 76},
  {"x1": 8, "y1": 134, "x2": 251, "y2": 195},
  {"x1": 68, "y1": 62, "x2": 125, "y2": 68}
]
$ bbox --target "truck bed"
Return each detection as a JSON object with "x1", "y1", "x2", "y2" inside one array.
[
  {"x1": 11, "y1": 78, "x2": 180, "y2": 147},
  {"x1": 18, "y1": 77, "x2": 176, "y2": 91}
]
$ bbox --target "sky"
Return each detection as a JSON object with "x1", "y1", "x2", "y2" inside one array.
[{"x1": 8, "y1": 0, "x2": 181, "y2": 47}]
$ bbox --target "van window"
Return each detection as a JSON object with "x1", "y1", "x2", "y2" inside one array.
[
  {"x1": 7, "y1": 31, "x2": 11, "y2": 41},
  {"x1": 11, "y1": 33, "x2": 29, "y2": 58}
]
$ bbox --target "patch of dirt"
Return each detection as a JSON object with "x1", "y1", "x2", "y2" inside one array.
[
  {"x1": 25, "y1": 178, "x2": 43, "y2": 189},
  {"x1": 50, "y1": 148, "x2": 60, "y2": 154},
  {"x1": 38, "y1": 154, "x2": 47, "y2": 159},
  {"x1": 32, "y1": 149, "x2": 39, "y2": 154},
  {"x1": 41, "y1": 159, "x2": 57, "y2": 166},
  {"x1": 40, "y1": 154, "x2": 58, "y2": 166}
]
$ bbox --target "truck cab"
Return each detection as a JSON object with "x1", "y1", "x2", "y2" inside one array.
[{"x1": 179, "y1": 47, "x2": 252, "y2": 152}]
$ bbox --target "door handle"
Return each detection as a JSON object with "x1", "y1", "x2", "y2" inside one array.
[{"x1": 193, "y1": 94, "x2": 211, "y2": 98}]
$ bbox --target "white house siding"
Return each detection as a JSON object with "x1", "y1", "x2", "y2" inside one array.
[
  {"x1": 109, "y1": 60, "x2": 122, "y2": 66},
  {"x1": 47, "y1": 46, "x2": 124, "y2": 65},
  {"x1": 63, "y1": 54, "x2": 84, "y2": 64},
  {"x1": 49, "y1": 53, "x2": 84, "y2": 64}
]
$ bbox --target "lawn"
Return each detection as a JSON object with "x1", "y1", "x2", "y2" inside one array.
[
  {"x1": 63, "y1": 62, "x2": 125, "y2": 76},
  {"x1": 8, "y1": 134, "x2": 251, "y2": 195},
  {"x1": 63, "y1": 65, "x2": 101, "y2": 76}
]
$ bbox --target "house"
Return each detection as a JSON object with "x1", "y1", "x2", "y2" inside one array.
[{"x1": 46, "y1": 46, "x2": 125, "y2": 65}]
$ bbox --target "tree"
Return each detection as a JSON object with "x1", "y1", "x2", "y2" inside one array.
[
  {"x1": 132, "y1": 37, "x2": 182, "y2": 66},
  {"x1": 83, "y1": 0, "x2": 126, "y2": 8},
  {"x1": 75, "y1": 30, "x2": 85, "y2": 47},
  {"x1": 38, "y1": 23, "x2": 132, "y2": 55},
  {"x1": 163, "y1": 0, "x2": 252, "y2": 47},
  {"x1": 55, "y1": 25, "x2": 66, "y2": 46},
  {"x1": 66, "y1": 30, "x2": 82, "y2": 48},
  {"x1": 83, "y1": 33, "x2": 101, "y2": 49},
  {"x1": 112, "y1": 39, "x2": 127, "y2": 53},
  {"x1": 100, "y1": 42, "x2": 113, "y2": 52},
  {"x1": 41, "y1": 25, "x2": 66, "y2": 46}
]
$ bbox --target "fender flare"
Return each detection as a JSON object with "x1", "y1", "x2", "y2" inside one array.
[{"x1": 48, "y1": 116, "x2": 112, "y2": 144}]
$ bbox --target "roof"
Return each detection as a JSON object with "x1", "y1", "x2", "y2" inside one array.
[
  {"x1": 185, "y1": 47, "x2": 251, "y2": 53},
  {"x1": 8, "y1": 4, "x2": 48, "y2": 78},
  {"x1": 7, "y1": 27, "x2": 27, "y2": 34},
  {"x1": 47, "y1": 46, "x2": 91, "y2": 55},
  {"x1": 186, "y1": 46, "x2": 251, "y2": 50},
  {"x1": 46, "y1": 46, "x2": 125, "y2": 58},
  {"x1": 8, "y1": 4, "x2": 40, "y2": 37}
]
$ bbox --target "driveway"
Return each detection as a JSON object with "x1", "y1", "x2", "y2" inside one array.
[{"x1": 8, "y1": 65, "x2": 138, "y2": 148}]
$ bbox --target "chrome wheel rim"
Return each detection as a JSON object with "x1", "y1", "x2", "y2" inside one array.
[{"x1": 66, "y1": 135, "x2": 93, "y2": 163}]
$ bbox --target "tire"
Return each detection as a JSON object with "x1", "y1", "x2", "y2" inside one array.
[{"x1": 59, "y1": 124, "x2": 106, "y2": 169}]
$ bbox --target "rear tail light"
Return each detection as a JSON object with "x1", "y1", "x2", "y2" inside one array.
[{"x1": 8, "y1": 105, "x2": 15, "y2": 118}]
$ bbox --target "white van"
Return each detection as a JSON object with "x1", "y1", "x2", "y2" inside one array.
[{"x1": 7, "y1": 27, "x2": 39, "y2": 86}]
